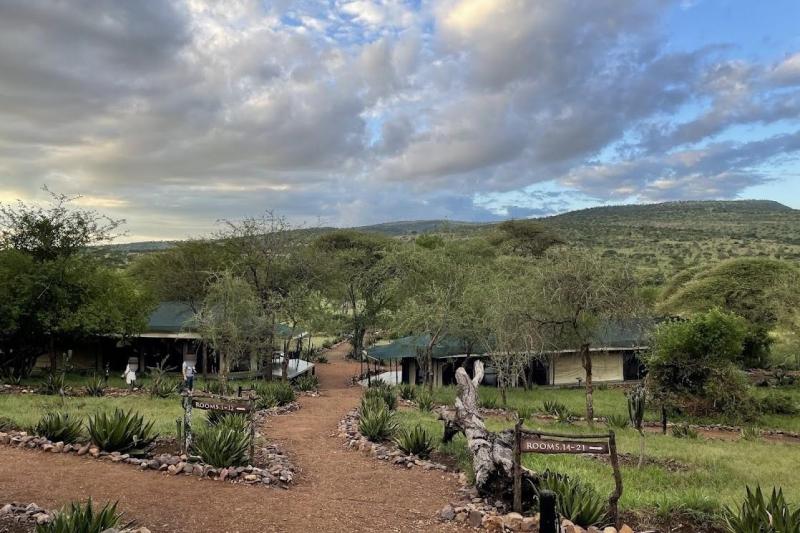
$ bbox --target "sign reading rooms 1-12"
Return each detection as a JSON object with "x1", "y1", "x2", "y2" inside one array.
[{"x1": 520, "y1": 437, "x2": 609, "y2": 455}]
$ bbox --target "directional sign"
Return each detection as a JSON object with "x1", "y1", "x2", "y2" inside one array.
[
  {"x1": 520, "y1": 437, "x2": 609, "y2": 455},
  {"x1": 191, "y1": 398, "x2": 251, "y2": 413}
]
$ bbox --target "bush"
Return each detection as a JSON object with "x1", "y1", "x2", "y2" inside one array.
[
  {"x1": 34, "y1": 412, "x2": 83, "y2": 443},
  {"x1": 359, "y1": 396, "x2": 397, "y2": 442},
  {"x1": 192, "y1": 425, "x2": 250, "y2": 468},
  {"x1": 149, "y1": 376, "x2": 178, "y2": 398},
  {"x1": 364, "y1": 383, "x2": 396, "y2": 410},
  {"x1": 672, "y1": 423, "x2": 699, "y2": 439},
  {"x1": 294, "y1": 374, "x2": 319, "y2": 392},
  {"x1": 416, "y1": 390, "x2": 434, "y2": 412},
  {"x1": 398, "y1": 383, "x2": 416, "y2": 401},
  {"x1": 321, "y1": 340, "x2": 333, "y2": 349},
  {"x1": 253, "y1": 381, "x2": 296, "y2": 409},
  {"x1": 87, "y1": 409, "x2": 157, "y2": 453},
  {"x1": 534, "y1": 471, "x2": 607, "y2": 528},
  {"x1": 84, "y1": 375, "x2": 106, "y2": 397},
  {"x1": 395, "y1": 425, "x2": 434, "y2": 458},
  {"x1": 206, "y1": 411, "x2": 250, "y2": 433},
  {"x1": 723, "y1": 486, "x2": 800, "y2": 533},
  {"x1": 741, "y1": 426, "x2": 763, "y2": 442},
  {"x1": 542, "y1": 400, "x2": 569, "y2": 417},
  {"x1": 605, "y1": 414, "x2": 630, "y2": 430},
  {"x1": 37, "y1": 498, "x2": 123, "y2": 533},
  {"x1": 758, "y1": 393, "x2": 799, "y2": 415},
  {"x1": 38, "y1": 372, "x2": 66, "y2": 395},
  {"x1": 316, "y1": 354, "x2": 328, "y2": 364}
]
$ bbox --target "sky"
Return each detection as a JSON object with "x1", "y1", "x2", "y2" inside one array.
[{"x1": 1, "y1": 0, "x2": 800, "y2": 241}]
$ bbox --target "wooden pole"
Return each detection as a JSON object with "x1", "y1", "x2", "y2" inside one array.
[
  {"x1": 182, "y1": 393, "x2": 193, "y2": 453},
  {"x1": 539, "y1": 490, "x2": 558, "y2": 533},
  {"x1": 249, "y1": 396, "x2": 256, "y2": 463},
  {"x1": 608, "y1": 431, "x2": 623, "y2": 529},
  {"x1": 513, "y1": 417, "x2": 523, "y2": 513}
]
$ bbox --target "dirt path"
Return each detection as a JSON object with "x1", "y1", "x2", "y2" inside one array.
[{"x1": 0, "y1": 344, "x2": 464, "y2": 532}]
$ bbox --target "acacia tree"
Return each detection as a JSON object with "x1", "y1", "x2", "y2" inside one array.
[
  {"x1": 0, "y1": 191, "x2": 152, "y2": 377},
  {"x1": 533, "y1": 249, "x2": 646, "y2": 422},
  {"x1": 314, "y1": 231, "x2": 400, "y2": 361},
  {"x1": 195, "y1": 272, "x2": 268, "y2": 394}
]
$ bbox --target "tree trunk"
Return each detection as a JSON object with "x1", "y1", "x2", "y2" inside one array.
[
  {"x1": 426, "y1": 346, "x2": 434, "y2": 393},
  {"x1": 442, "y1": 361, "x2": 537, "y2": 503},
  {"x1": 581, "y1": 344, "x2": 594, "y2": 422}
]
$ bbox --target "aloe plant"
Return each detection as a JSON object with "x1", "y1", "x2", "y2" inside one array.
[
  {"x1": 395, "y1": 425, "x2": 435, "y2": 458},
  {"x1": 365, "y1": 382, "x2": 397, "y2": 410},
  {"x1": 84, "y1": 374, "x2": 106, "y2": 397},
  {"x1": 33, "y1": 412, "x2": 83, "y2": 444},
  {"x1": 724, "y1": 486, "x2": 800, "y2": 533},
  {"x1": 192, "y1": 425, "x2": 250, "y2": 467},
  {"x1": 416, "y1": 390, "x2": 434, "y2": 412},
  {"x1": 359, "y1": 396, "x2": 397, "y2": 442},
  {"x1": 534, "y1": 470, "x2": 607, "y2": 528},
  {"x1": 87, "y1": 408, "x2": 157, "y2": 453},
  {"x1": 36, "y1": 498, "x2": 123, "y2": 533}
]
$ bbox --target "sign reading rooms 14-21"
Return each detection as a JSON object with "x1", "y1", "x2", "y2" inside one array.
[{"x1": 520, "y1": 437, "x2": 609, "y2": 455}]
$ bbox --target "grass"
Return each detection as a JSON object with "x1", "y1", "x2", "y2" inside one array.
[
  {"x1": 422, "y1": 384, "x2": 800, "y2": 433},
  {"x1": 0, "y1": 393, "x2": 197, "y2": 437}
]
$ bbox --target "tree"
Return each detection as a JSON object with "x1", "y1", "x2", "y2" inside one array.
[
  {"x1": 533, "y1": 250, "x2": 647, "y2": 422},
  {"x1": 195, "y1": 272, "x2": 268, "y2": 394},
  {"x1": 645, "y1": 309, "x2": 753, "y2": 418},
  {"x1": 0, "y1": 191, "x2": 152, "y2": 377},
  {"x1": 314, "y1": 231, "x2": 400, "y2": 361},
  {"x1": 486, "y1": 219, "x2": 563, "y2": 258}
]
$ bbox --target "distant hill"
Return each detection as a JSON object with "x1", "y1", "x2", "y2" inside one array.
[{"x1": 101, "y1": 200, "x2": 800, "y2": 279}]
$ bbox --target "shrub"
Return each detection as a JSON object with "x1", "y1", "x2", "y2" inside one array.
[
  {"x1": 364, "y1": 383, "x2": 396, "y2": 410},
  {"x1": 359, "y1": 396, "x2": 397, "y2": 442},
  {"x1": 321, "y1": 340, "x2": 333, "y2": 349},
  {"x1": 398, "y1": 383, "x2": 416, "y2": 401},
  {"x1": 534, "y1": 471, "x2": 607, "y2": 528},
  {"x1": 542, "y1": 400, "x2": 569, "y2": 417},
  {"x1": 316, "y1": 354, "x2": 328, "y2": 364},
  {"x1": 672, "y1": 423, "x2": 699, "y2": 439},
  {"x1": 294, "y1": 374, "x2": 319, "y2": 392},
  {"x1": 36, "y1": 498, "x2": 123, "y2": 533},
  {"x1": 84, "y1": 375, "x2": 106, "y2": 397},
  {"x1": 206, "y1": 411, "x2": 250, "y2": 433},
  {"x1": 87, "y1": 409, "x2": 157, "y2": 453},
  {"x1": 416, "y1": 390, "x2": 434, "y2": 412},
  {"x1": 758, "y1": 393, "x2": 799, "y2": 415},
  {"x1": 192, "y1": 425, "x2": 250, "y2": 468},
  {"x1": 34, "y1": 412, "x2": 83, "y2": 443},
  {"x1": 723, "y1": 486, "x2": 800, "y2": 533},
  {"x1": 149, "y1": 376, "x2": 178, "y2": 398},
  {"x1": 38, "y1": 372, "x2": 66, "y2": 395},
  {"x1": 253, "y1": 381, "x2": 296, "y2": 409},
  {"x1": 605, "y1": 414, "x2": 630, "y2": 430},
  {"x1": 395, "y1": 425, "x2": 435, "y2": 458},
  {"x1": 202, "y1": 379, "x2": 224, "y2": 395},
  {"x1": 741, "y1": 426, "x2": 763, "y2": 442}
]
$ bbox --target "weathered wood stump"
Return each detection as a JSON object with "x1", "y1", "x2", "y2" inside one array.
[{"x1": 438, "y1": 361, "x2": 537, "y2": 504}]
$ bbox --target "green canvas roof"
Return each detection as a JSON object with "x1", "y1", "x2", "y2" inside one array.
[
  {"x1": 367, "y1": 335, "x2": 475, "y2": 361},
  {"x1": 146, "y1": 302, "x2": 308, "y2": 338}
]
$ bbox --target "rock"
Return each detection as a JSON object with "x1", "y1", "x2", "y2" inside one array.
[
  {"x1": 482, "y1": 514, "x2": 504, "y2": 532},
  {"x1": 455, "y1": 512, "x2": 468, "y2": 523},
  {"x1": 521, "y1": 515, "x2": 539, "y2": 531},
  {"x1": 77, "y1": 445, "x2": 90, "y2": 456},
  {"x1": 619, "y1": 526, "x2": 634, "y2": 533},
  {"x1": 468, "y1": 510, "x2": 483, "y2": 528},
  {"x1": 503, "y1": 512, "x2": 524, "y2": 531},
  {"x1": 588, "y1": 527, "x2": 603, "y2": 533},
  {"x1": 219, "y1": 468, "x2": 229, "y2": 481},
  {"x1": 182, "y1": 463, "x2": 193, "y2": 474},
  {"x1": 148, "y1": 460, "x2": 160, "y2": 470},
  {"x1": 439, "y1": 505, "x2": 455, "y2": 521},
  {"x1": 603, "y1": 528, "x2": 618, "y2": 533},
  {"x1": 1, "y1": 504, "x2": 13, "y2": 514},
  {"x1": 34, "y1": 512, "x2": 51, "y2": 525}
]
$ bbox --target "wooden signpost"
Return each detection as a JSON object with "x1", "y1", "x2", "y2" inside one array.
[
  {"x1": 512, "y1": 422, "x2": 623, "y2": 529},
  {"x1": 181, "y1": 391, "x2": 258, "y2": 461}
]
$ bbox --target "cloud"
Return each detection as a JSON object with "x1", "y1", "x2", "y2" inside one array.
[{"x1": 0, "y1": 0, "x2": 799, "y2": 239}]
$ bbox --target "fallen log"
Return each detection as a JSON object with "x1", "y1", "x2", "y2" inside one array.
[{"x1": 444, "y1": 360, "x2": 538, "y2": 504}]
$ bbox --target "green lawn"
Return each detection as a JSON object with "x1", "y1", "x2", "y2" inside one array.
[
  {"x1": 394, "y1": 406, "x2": 800, "y2": 525},
  {"x1": 0, "y1": 393, "x2": 201, "y2": 437},
  {"x1": 424, "y1": 384, "x2": 800, "y2": 433}
]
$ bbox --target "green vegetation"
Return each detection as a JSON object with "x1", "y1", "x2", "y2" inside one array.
[
  {"x1": 37, "y1": 499, "x2": 123, "y2": 533},
  {"x1": 723, "y1": 486, "x2": 800, "y2": 533},
  {"x1": 33, "y1": 412, "x2": 83, "y2": 443},
  {"x1": 364, "y1": 382, "x2": 397, "y2": 410},
  {"x1": 394, "y1": 424, "x2": 435, "y2": 458},
  {"x1": 84, "y1": 375, "x2": 106, "y2": 397},
  {"x1": 293, "y1": 373, "x2": 319, "y2": 392},
  {"x1": 358, "y1": 396, "x2": 397, "y2": 442},
  {"x1": 86, "y1": 408, "x2": 157, "y2": 453},
  {"x1": 206, "y1": 411, "x2": 250, "y2": 433},
  {"x1": 534, "y1": 470, "x2": 607, "y2": 527},
  {"x1": 253, "y1": 381, "x2": 296, "y2": 409},
  {"x1": 192, "y1": 425, "x2": 250, "y2": 468}
]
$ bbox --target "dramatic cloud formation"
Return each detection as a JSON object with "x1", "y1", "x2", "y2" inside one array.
[{"x1": 0, "y1": 0, "x2": 799, "y2": 239}]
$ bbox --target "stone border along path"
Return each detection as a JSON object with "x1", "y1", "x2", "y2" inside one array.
[{"x1": 0, "y1": 343, "x2": 467, "y2": 533}]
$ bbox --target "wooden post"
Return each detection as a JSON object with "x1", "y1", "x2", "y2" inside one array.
[
  {"x1": 607, "y1": 431, "x2": 623, "y2": 529},
  {"x1": 249, "y1": 395, "x2": 256, "y2": 463},
  {"x1": 176, "y1": 418, "x2": 183, "y2": 454},
  {"x1": 513, "y1": 417, "x2": 523, "y2": 513},
  {"x1": 182, "y1": 392, "x2": 193, "y2": 453},
  {"x1": 661, "y1": 405, "x2": 668, "y2": 435},
  {"x1": 539, "y1": 490, "x2": 558, "y2": 533}
]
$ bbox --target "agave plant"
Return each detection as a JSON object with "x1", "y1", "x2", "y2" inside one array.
[
  {"x1": 34, "y1": 412, "x2": 83, "y2": 444},
  {"x1": 626, "y1": 386, "x2": 646, "y2": 468},
  {"x1": 359, "y1": 396, "x2": 397, "y2": 442},
  {"x1": 37, "y1": 498, "x2": 124, "y2": 533},
  {"x1": 398, "y1": 383, "x2": 416, "y2": 401},
  {"x1": 0, "y1": 416, "x2": 19, "y2": 432},
  {"x1": 542, "y1": 400, "x2": 569, "y2": 417},
  {"x1": 534, "y1": 470, "x2": 607, "y2": 528},
  {"x1": 293, "y1": 374, "x2": 319, "y2": 392},
  {"x1": 148, "y1": 356, "x2": 178, "y2": 398},
  {"x1": 741, "y1": 426, "x2": 763, "y2": 442},
  {"x1": 253, "y1": 381, "x2": 296, "y2": 409},
  {"x1": 724, "y1": 486, "x2": 800, "y2": 533},
  {"x1": 38, "y1": 372, "x2": 66, "y2": 396},
  {"x1": 364, "y1": 382, "x2": 397, "y2": 410},
  {"x1": 206, "y1": 411, "x2": 250, "y2": 433},
  {"x1": 192, "y1": 425, "x2": 250, "y2": 468},
  {"x1": 84, "y1": 374, "x2": 106, "y2": 397},
  {"x1": 671, "y1": 423, "x2": 698, "y2": 439},
  {"x1": 416, "y1": 390, "x2": 434, "y2": 412},
  {"x1": 87, "y1": 408, "x2": 157, "y2": 453},
  {"x1": 605, "y1": 414, "x2": 630, "y2": 430},
  {"x1": 395, "y1": 424, "x2": 435, "y2": 458}
]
